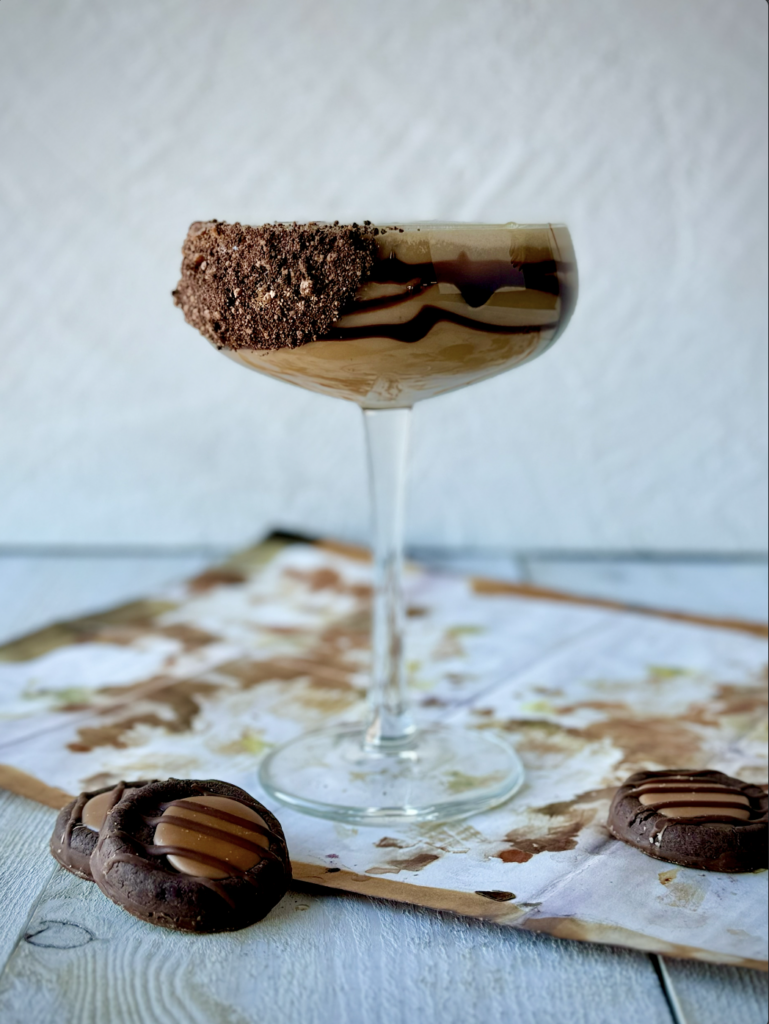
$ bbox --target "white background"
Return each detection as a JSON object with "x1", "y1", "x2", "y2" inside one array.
[{"x1": 0, "y1": 0, "x2": 766, "y2": 552}]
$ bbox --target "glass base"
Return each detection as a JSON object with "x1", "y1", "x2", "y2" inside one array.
[{"x1": 259, "y1": 723, "x2": 525, "y2": 825}]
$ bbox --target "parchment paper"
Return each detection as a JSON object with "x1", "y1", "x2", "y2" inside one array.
[{"x1": 0, "y1": 538, "x2": 766, "y2": 967}]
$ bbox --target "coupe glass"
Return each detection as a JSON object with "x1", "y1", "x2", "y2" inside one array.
[{"x1": 222, "y1": 223, "x2": 577, "y2": 824}]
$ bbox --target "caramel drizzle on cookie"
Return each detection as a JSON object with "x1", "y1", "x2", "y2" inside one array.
[{"x1": 628, "y1": 774, "x2": 767, "y2": 825}]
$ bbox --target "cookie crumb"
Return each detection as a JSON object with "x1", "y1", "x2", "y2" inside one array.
[{"x1": 173, "y1": 222, "x2": 377, "y2": 351}]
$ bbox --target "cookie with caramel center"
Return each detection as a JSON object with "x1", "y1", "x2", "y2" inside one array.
[
  {"x1": 608, "y1": 769, "x2": 767, "y2": 872},
  {"x1": 90, "y1": 778, "x2": 291, "y2": 932},
  {"x1": 50, "y1": 780, "x2": 155, "y2": 880}
]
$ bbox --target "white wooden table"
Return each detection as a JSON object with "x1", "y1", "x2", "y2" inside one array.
[{"x1": 0, "y1": 547, "x2": 766, "y2": 1024}]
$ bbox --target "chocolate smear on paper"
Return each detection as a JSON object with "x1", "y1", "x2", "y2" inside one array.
[
  {"x1": 187, "y1": 568, "x2": 247, "y2": 593},
  {"x1": 495, "y1": 818, "x2": 590, "y2": 863},
  {"x1": 366, "y1": 852, "x2": 441, "y2": 875}
]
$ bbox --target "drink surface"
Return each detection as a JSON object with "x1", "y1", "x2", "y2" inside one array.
[{"x1": 227, "y1": 223, "x2": 577, "y2": 408}]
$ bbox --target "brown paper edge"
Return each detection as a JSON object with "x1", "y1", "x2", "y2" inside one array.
[
  {"x1": 317, "y1": 539, "x2": 769, "y2": 638},
  {"x1": 0, "y1": 764, "x2": 74, "y2": 809},
  {"x1": 469, "y1": 578, "x2": 769, "y2": 638},
  {"x1": 520, "y1": 917, "x2": 768, "y2": 972},
  {"x1": 2, "y1": 765, "x2": 765, "y2": 970}
]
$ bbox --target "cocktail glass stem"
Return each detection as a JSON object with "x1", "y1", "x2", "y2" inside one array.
[
  {"x1": 259, "y1": 398, "x2": 525, "y2": 823},
  {"x1": 363, "y1": 407, "x2": 416, "y2": 749}
]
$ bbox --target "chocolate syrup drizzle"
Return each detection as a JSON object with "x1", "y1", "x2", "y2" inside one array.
[
  {"x1": 99, "y1": 795, "x2": 284, "y2": 909},
  {"x1": 319, "y1": 254, "x2": 576, "y2": 345},
  {"x1": 63, "y1": 792, "x2": 90, "y2": 847}
]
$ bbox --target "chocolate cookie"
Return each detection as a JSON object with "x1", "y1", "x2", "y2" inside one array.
[
  {"x1": 91, "y1": 778, "x2": 291, "y2": 932},
  {"x1": 50, "y1": 780, "x2": 155, "y2": 880},
  {"x1": 608, "y1": 769, "x2": 768, "y2": 872}
]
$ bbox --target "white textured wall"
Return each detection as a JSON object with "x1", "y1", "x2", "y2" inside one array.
[{"x1": 0, "y1": 0, "x2": 766, "y2": 551}]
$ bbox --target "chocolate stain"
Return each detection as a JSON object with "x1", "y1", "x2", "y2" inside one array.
[
  {"x1": 49, "y1": 620, "x2": 219, "y2": 653},
  {"x1": 485, "y1": 663, "x2": 767, "y2": 785},
  {"x1": 219, "y1": 658, "x2": 345, "y2": 689},
  {"x1": 555, "y1": 699, "x2": 626, "y2": 715},
  {"x1": 284, "y1": 566, "x2": 371, "y2": 601},
  {"x1": 187, "y1": 568, "x2": 247, "y2": 593},
  {"x1": 495, "y1": 718, "x2": 588, "y2": 758},
  {"x1": 406, "y1": 606, "x2": 429, "y2": 618},
  {"x1": 154, "y1": 624, "x2": 219, "y2": 649},
  {"x1": 75, "y1": 625, "x2": 155, "y2": 648},
  {"x1": 63, "y1": 591, "x2": 375, "y2": 754},
  {"x1": 535, "y1": 787, "x2": 617, "y2": 818},
  {"x1": 67, "y1": 680, "x2": 219, "y2": 752},
  {"x1": 366, "y1": 852, "x2": 441, "y2": 875},
  {"x1": 476, "y1": 890, "x2": 516, "y2": 901},
  {"x1": 581, "y1": 715, "x2": 704, "y2": 769},
  {"x1": 495, "y1": 817, "x2": 590, "y2": 863},
  {"x1": 495, "y1": 708, "x2": 707, "y2": 772},
  {"x1": 496, "y1": 849, "x2": 533, "y2": 864},
  {"x1": 375, "y1": 837, "x2": 408, "y2": 849},
  {"x1": 218, "y1": 627, "x2": 366, "y2": 694},
  {"x1": 699, "y1": 678, "x2": 768, "y2": 725},
  {"x1": 281, "y1": 681, "x2": 362, "y2": 718},
  {"x1": 658, "y1": 879, "x2": 706, "y2": 912},
  {"x1": 90, "y1": 674, "x2": 174, "y2": 702},
  {"x1": 0, "y1": 599, "x2": 177, "y2": 662},
  {"x1": 50, "y1": 557, "x2": 371, "y2": 738}
]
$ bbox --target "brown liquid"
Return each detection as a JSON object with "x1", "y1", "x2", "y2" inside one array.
[{"x1": 226, "y1": 223, "x2": 578, "y2": 408}]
